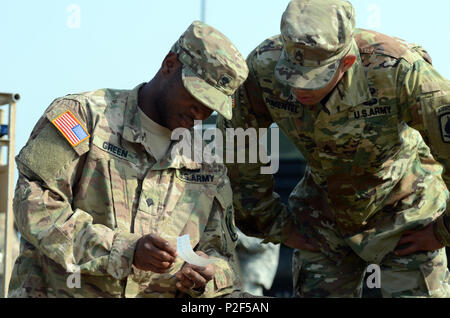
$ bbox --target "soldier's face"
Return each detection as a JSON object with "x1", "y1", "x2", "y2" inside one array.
[
  {"x1": 291, "y1": 69, "x2": 344, "y2": 106},
  {"x1": 291, "y1": 55, "x2": 357, "y2": 106},
  {"x1": 158, "y1": 65, "x2": 213, "y2": 130}
]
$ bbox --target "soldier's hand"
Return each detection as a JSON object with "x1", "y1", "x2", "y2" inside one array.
[
  {"x1": 133, "y1": 234, "x2": 177, "y2": 273},
  {"x1": 283, "y1": 221, "x2": 320, "y2": 252},
  {"x1": 394, "y1": 223, "x2": 444, "y2": 256},
  {"x1": 175, "y1": 251, "x2": 215, "y2": 293}
]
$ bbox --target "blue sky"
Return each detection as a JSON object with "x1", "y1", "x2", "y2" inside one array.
[{"x1": 1, "y1": 0, "x2": 450, "y2": 163}]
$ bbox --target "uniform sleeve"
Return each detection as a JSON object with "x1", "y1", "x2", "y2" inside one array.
[
  {"x1": 190, "y1": 175, "x2": 241, "y2": 298},
  {"x1": 397, "y1": 57, "x2": 450, "y2": 246},
  {"x1": 216, "y1": 53, "x2": 292, "y2": 244},
  {"x1": 13, "y1": 98, "x2": 141, "y2": 279}
]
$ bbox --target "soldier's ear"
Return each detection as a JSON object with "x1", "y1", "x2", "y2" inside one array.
[
  {"x1": 161, "y1": 52, "x2": 181, "y2": 76},
  {"x1": 342, "y1": 55, "x2": 356, "y2": 72}
]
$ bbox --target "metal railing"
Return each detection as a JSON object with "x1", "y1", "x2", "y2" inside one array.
[{"x1": 0, "y1": 92, "x2": 19, "y2": 298}]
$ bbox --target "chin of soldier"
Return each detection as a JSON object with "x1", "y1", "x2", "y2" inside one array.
[
  {"x1": 296, "y1": 95, "x2": 317, "y2": 105},
  {"x1": 179, "y1": 114, "x2": 195, "y2": 129}
]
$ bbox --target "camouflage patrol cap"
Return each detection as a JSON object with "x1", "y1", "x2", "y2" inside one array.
[
  {"x1": 275, "y1": 0, "x2": 356, "y2": 90},
  {"x1": 171, "y1": 21, "x2": 248, "y2": 120}
]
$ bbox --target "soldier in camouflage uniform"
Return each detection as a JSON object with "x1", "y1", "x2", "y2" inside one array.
[
  {"x1": 217, "y1": 0, "x2": 450, "y2": 297},
  {"x1": 9, "y1": 21, "x2": 249, "y2": 298}
]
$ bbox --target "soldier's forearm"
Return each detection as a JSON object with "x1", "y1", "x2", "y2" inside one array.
[{"x1": 14, "y1": 174, "x2": 140, "y2": 279}]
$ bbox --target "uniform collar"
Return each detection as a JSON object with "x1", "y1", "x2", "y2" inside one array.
[
  {"x1": 122, "y1": 84, "x2": 202, "y2": 171},
  {"x1": 123, "y1": 83, "x2": 145, "y2": 144},
  {"x1": 323, "y1": 41, "x2": 372, "y2": 115},
  {"x1": 151, "y1": 135, "x2": 202, "y2": 171}
]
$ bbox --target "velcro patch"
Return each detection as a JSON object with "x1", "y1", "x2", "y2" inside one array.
[
  {"x1": 51, "y1": 110, "x2": 90, "y2": 147},
  {"x1": 92, "y1": 136, "x2": 138, "y2": 164}
]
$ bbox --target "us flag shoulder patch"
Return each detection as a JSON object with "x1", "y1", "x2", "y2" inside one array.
[
  {"x1": 51, "y1": 110, "x2": 90, "y2": 147},
  {"x1": 231, "y1": 92, "x2": 237, "y2": 109}
]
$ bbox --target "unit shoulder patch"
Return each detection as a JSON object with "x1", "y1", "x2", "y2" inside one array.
[{"x1": 437, "y1": 106, "x2": 450, "y2": 143}]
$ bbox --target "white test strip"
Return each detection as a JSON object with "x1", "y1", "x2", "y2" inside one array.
[{"x1": 176, "y1": 234, "x2": 217, "y2": 267}]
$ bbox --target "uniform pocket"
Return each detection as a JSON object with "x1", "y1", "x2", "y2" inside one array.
[
  {"x1": 350, "y1": 105, "x2": 400, "y2": 174},
  {"x1": 144, "y1": 171, "x2": 215, "y2": 244},
  {"x1": 74, "y1": 158, "x2": 115, "y2": 229},
  {"x1": 108, "y1": 159, "x2": 131, "y2": 231},
  {"x1": 173, "y1": 183, "x2": 214, "y2": 245},
  {"x1": 421, "y1": 91, "x2": 450, "y2": 158},
  {"x1": 74, "y1": 157, "x2": 131, "y2": 231},
  {"x1": 419, "y1": 249, "x2": 450, "y2": 297}
]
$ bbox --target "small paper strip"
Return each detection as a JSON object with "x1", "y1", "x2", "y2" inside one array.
[{"x1": 176, "y1": 234, "x2": 216, "y2": 267}]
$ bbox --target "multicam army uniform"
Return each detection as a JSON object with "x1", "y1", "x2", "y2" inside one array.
[
  {"x1": 217, "y1": 28, "x2": 450, "y2": 297},
  {"x1": 9, "y1": 85, "x2": 241, "y2": 298}
]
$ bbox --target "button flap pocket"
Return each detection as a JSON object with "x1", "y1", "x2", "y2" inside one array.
[{"x1": 108, "y1": 159, "x2": 131, "y2": 231}]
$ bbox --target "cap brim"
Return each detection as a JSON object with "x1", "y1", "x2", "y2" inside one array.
[
  {"x1": 274, "y1": 49, "x2": 339, "y2": 90},
  {"x1": 182, "y1": 66, "x2": 233, "y2": 121}
]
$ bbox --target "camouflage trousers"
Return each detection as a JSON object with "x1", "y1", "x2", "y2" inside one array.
[
  {"x1": 292, "y1": 248, "x2": 450, "y2": 298},
  {"x1": 289, "y1": 169, "x2": 450, "y2": 298}
]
